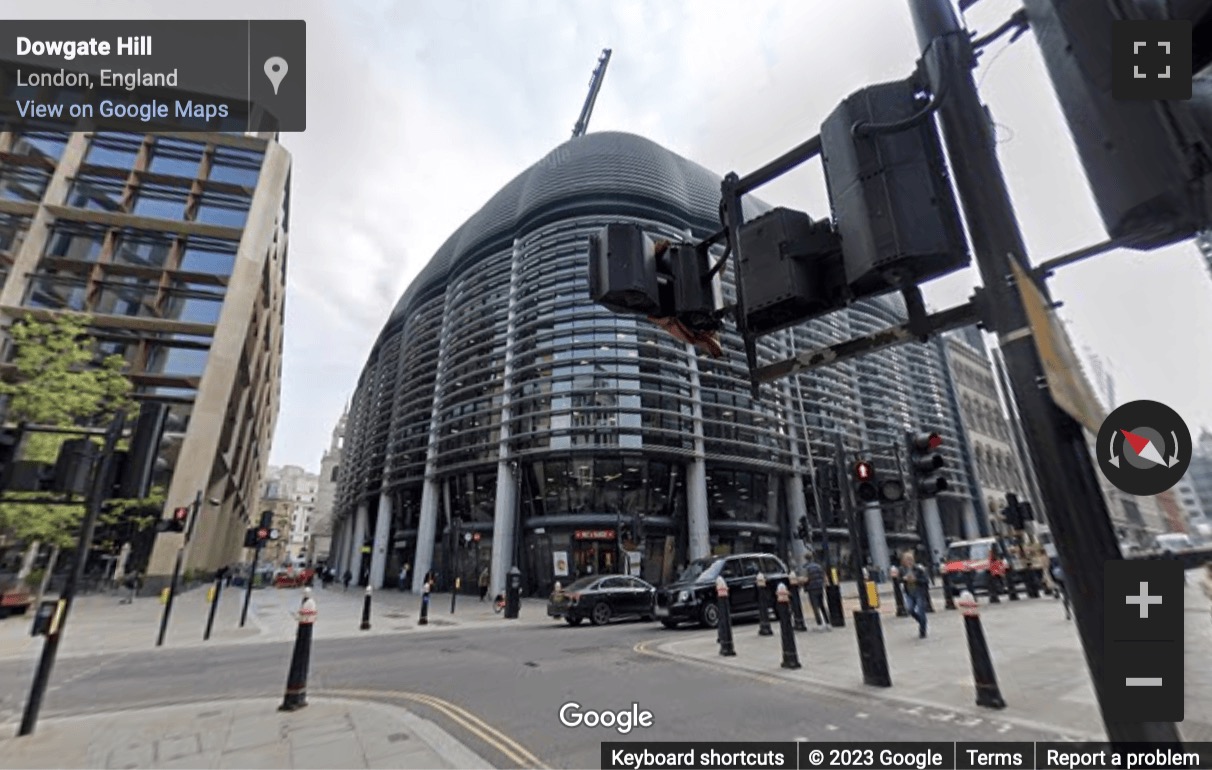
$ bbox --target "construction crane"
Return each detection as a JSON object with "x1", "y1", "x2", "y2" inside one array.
[{"x1": 571, "y1": 48, "x2": 612, "y2": 139}]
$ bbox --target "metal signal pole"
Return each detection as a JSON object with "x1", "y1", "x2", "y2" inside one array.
[
  {"x1": 906, "y1": 0, "x2": 1179, "y2": 742},
  {"x1": 19, "y1": 411, "x2": 125, "y2": 737}
]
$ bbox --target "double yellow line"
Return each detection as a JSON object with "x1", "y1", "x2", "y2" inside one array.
[{"x1": 322, "y1": 688, "x2": 546, "y2": 769}]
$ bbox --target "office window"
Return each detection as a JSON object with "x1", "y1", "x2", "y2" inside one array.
[
  {"x1": 147, "y1": 138, "x2": 204, "y2": 178},
  {"x1": 208, "y1": 147, "x2": 264, "y2": 186},
  {"x1": 69, "y1": 176, "x2": 125, "y2": 211},
  {"x1": 0, "y1": 165, "x2": 51, "y2": 202},
  {"x1": 178, "y1": 238, "x2": 238, "y2": 275},
  {"x1": 132, "y1": 183, "x2": 190, "y2": 221},
  {"x1": 193, "y1": 191, "x2": 251, "y2": 228},
  {"x1": 112, "y1": 231, "x2": 173, "y2": 269},
  {"x1": 145, "y1": 344, "x2": 210, "y2": 377},
  {"x1": 84, "y1": 133, "x2": 143, "y2": 169},
  {"x1": 44, "y1": 224, "x2": 107, "y2": 263},
  {"x1": 94, "y1": 277, "x2": 157, "y2": 317},
  {"x1": 12, "y1": 130, "x2": 70, "y2": 162},
  {"x1": 25, "y1": 276, "x2": 87, "y2": 311},
  {"x1": 162, "y1": 290, "x2": 224, "y2": 324},
  {"x1": 0, "y1": 213, "x2": 30, "y2": 255}
]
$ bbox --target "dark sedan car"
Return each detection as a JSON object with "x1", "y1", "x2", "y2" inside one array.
[
  {"x1": 547, "y1": 575, "x2": 657, "y2": 626},
  {"x1": 654, "y1": 552, "x2": 788, "y2": 628}
]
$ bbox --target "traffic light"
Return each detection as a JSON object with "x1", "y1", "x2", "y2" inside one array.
[
  {"x1": 259, "y1": 510, "x2": 274, "y2": 529},
  {"x1": 1003, "y1": 494, "x2": 1025, "y2": 531},
  {"x1": 51, "y1": 438, "x2": 100, "y2": 496},
  {"x1": 171, "y1": 506, "x2": 189, "y2": 532},
  {"x1": 116, "y1": 401, "x2": 168, "y2": 499},
  {"x1": 735, "y1": 208, "x2": 848, "y2": 336},
  {"x1": 1021, "y1": 0, "x2": 1212, "y2": 248},
  {"x1": 907, "y1": 431, "x2": 948, "y2": 498},
  {"x1": 244, "y1": 528, "x2": 258, "y2": 548},
  {"x1": 854, "y1": 460, "x2": 878, "y2": 502},
  {"x1": 820, "y1": 79, "x2": 970, "y2": 297}
]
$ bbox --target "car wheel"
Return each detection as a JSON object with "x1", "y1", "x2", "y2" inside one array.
[
  {"x1": 565, "y1": 615, "x2": 583, "y2": 626},
  {"x1": 590, "y1": 602, "x2": 612, "y2": 626},
  {"x1": 699, "y1": 601, "x2": 720, "y2": 628},
  {"x1": 660, "y1": 619, "x2": 679, "y2": 629}
]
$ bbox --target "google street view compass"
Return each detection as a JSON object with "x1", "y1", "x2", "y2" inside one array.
[{"x1": 1096, "y1": 399, "x2": 1191, "y2": 496}]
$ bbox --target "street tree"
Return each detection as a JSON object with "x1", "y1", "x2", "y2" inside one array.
[{"x1": 0, "y1": 313, "x2": 137, "y2": 587}]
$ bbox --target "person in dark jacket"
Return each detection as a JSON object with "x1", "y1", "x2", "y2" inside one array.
[
  {"x1": 342, "y1": 570, "x2": 352, "y2": 591},
  {"x1": 1050, "y1": 557, "x2": 1071, "y2": 620},
  {"x1": 900, "y1": 551, "x2": 930, "y2": 638},
  {"x1": 802, "y1": 556, "x2": 829, "y2": 629}
]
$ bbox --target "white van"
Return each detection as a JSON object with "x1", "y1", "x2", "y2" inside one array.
[{"x1": 1152, "y1": 532, "x2": 1194, "y2": 553}]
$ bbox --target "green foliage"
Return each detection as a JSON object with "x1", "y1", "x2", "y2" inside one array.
[
  {"x1": 24, "y1": 568, "x2": 44, "y2": 590},
  {"x1": 0, "y1": 314, "x2": 133, "y2": 427},
  {"x1": 0, "y1": 314, "x2": 138, "y2": 549},
  {"x1": 100, "y1": 486, "x2": 166, "y2": 532}
]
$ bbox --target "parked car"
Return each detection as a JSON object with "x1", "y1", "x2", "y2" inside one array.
[
  {"x1": 547, "y1": 575, "x2": 656, "y2": 626},
  {"x1": 0, "y1": 580, "x2": 32, "y2": 619},
  {"x1": 654, "y1": 552, "x2": 788, "y2": 629}
]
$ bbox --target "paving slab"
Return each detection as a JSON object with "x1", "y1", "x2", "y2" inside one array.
[
  {"x1": 0, "y1": 697, "x2": 491, "y2": 770},
  {"x1": 646, "y1": 574, "x2": 1212, "y2": 742}
]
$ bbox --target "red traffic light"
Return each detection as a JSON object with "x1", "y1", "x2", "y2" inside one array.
[
  {"x1": 910, "y1": 431, "x2": 943, "y2": 452},
  {"x1": 257, "y1": 527, "x2": 269, "y2": 540},
  {"x1": 855, "y1": 461, "x2": 873, "y2": 480},
  {"x1": 172, "y1": 506, "x2": 189, "y2": 521}
]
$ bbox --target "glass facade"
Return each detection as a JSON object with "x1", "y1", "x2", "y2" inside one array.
[{"x1": 333, "y1": 132, "x2": 978, "y2": 595}]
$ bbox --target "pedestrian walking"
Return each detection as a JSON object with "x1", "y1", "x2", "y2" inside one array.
[
  {"x1": 900, "y1": 551, "x2": 929, "y2": 638},
  {"x1": 802, "y1": 556, "x2": 829, "y2": 629},
  {"x1": 120, "y1": 571, "x2": 143, "y2": 604},
  {"x1": 399, "y1": 566, "x2": 407, "y2": 591},
  {"x1": 342, "y1": 569, "x2": 352, "y2": 591},
  {"x1": 1050, "y1": 557, "x2": 1071, "y2": 620},
  {"x1": 479, "y1": 567, "x2": 490, "y2": 601}
]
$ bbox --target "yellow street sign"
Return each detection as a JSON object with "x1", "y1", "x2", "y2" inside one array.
[{"x1": 1011, "y1": 261, "x2": 1106, "y2": 433}]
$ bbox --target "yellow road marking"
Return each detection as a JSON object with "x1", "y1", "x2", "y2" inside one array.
[{"x1": 321, "y1": 688, "x2": 546, "y2": 769}]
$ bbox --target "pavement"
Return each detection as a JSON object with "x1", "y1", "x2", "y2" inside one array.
[
  {"x1": 0, "y1": 697, "x2": 490, "y2": 769},
  {"x1": 0, "y1": 585, "x2": 554, "y2": 661},
  {"x1": 643, "y1": 572, "x2": 1212, "y2": 742}
]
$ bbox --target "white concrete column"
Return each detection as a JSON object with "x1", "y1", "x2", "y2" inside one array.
[
  {"x1": 961, "y1": 499, "x2": 981, "y2": 540},
  {"x1": 921, "y1": 497, "x2": 947, "y2": 567},
  {"x1": 489, "y1": 238, "x2": 522, "y2": 597},
  {"x1": 369, "y1": 493, "x2": 393, "y2": 588},
  {"x1": 349, "y1": 502, "x2": 369, "y2": 584},
  {"x1": 413, "y1": 479, "x2": 440, "y2": 592},
  {"x1": 412, "y1": 276, "x2": 457, "y2": 592},
  {"x1": 785, "y1": 474, "x2": 808, "y2": 565},
  {"x1": 490, "y1": 464, "x2": 519, "y2": 597},
  {"x1": 685, "y1": 339, "x2": 710, "y2": 560},
  {"x1": 17, "y1": 541, "x2": 39, "y2": 581}
]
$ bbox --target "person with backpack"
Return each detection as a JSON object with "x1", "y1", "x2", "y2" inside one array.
[
  {"x1": 802, "y1": 555, "x2": 829, "y2": 630},
  {"x1": 900, "y1": 551, "x2": 930, "y2": 639}
]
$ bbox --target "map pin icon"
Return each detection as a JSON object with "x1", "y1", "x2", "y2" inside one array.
[{"x1": 264, "y1": 57, "x2": 288, "y2": 95}]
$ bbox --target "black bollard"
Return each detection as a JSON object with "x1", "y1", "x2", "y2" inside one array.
[
  {"x1": 964, "y1": 569, "x2": 976, "y2": 600},
  {"x1": 451, "y1": 577, "x2": 460, "y2": 614},
  {"x1": 943, "y1": 575, "x2": 956, "y2": 610},
  {"x1": 279, "y1": 590, "x2": 317, "y2": 712},
  {"x1": 988, "y1": 572, "x2": 1001, "y2": 604},
  {"x1": 418, "y1": 581, "x2": 431, "y2": 626},
  {"x1": 203, "y1": 573, "x2": 224, "y2": 641},
  {"x1": 788, "y1": 574, "x2": 808, "y2": 632},
  {"x1": 360, "y1": 586, "x2": 372, "y2": 631},
  {"x1": 774, "y1": 583, "x2": 801, "y2": 669},
  {"x1": 891, "y1": 571, "x2": 907, "y2": 617},
  {"x1": 957, "y1": 591, "x2": 1006, "y2": 709},
  {"x1": 714, "y1": 578, "x2": 735, "y2": 657},
  {"x1": 755, "y1": 574, "x2": 773, "y2": 636},
  {"x1": 825, "y1": 583, "x2": 845, "y2": 628}
]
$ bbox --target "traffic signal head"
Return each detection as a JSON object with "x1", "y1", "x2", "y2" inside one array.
[
  {"x1": 1021, "y1": 0, "x2": 1212, "y2": 248},
  {"x1": 908, "y1": 431, "x2": 948, "y2": 498},
  {"x1": 259, "y1": 510, "x2": 274, "y2": 529},
  {"x1": 820, "y1": 79, "x2": 969, "y2": 298},
  {"x1": 171, "y1": 506, "x2": 189, "y2": 532},
  {"x1": 854, "y1": 460, "x2": 878, "y2": 502},
  {"x1": 587, "y1": 224, "x2": 663, "y2": 316},
  {"x1": 736, "y1": 208, "x2": 848, "y2": 337}
]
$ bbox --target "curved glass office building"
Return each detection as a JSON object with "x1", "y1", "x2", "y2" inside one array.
[{"x1": 331, "y1": 132, "x2": 981, "y2": 595}]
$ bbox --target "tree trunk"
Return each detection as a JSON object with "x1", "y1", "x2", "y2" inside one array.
[
  {"x1": 17, "y1": 541, "x2": 40, "y2": 582},
  {"x1": 34, "y1": 545, "x2": 60, "y2": 609}
]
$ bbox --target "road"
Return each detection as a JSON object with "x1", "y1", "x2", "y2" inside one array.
[{"x1": 0, "y1": 614, "x2": 1078, "y2": 769}]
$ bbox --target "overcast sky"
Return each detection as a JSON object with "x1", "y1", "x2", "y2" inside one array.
[{"x1": 26, "y1": 0, "x2": 1212, "y2": 470}]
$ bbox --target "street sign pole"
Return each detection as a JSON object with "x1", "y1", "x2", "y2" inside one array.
[
  {"x1": 906, "y1": 0, "x2": 1179, "y2": 742},
  {"x1": 240, "y1": 539, "x2": 263, "y2": 628}
]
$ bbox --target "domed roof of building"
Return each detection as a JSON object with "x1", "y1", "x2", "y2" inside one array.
[{"x1": 388, "y1": 131, "x2": 770, "y2": 323}]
